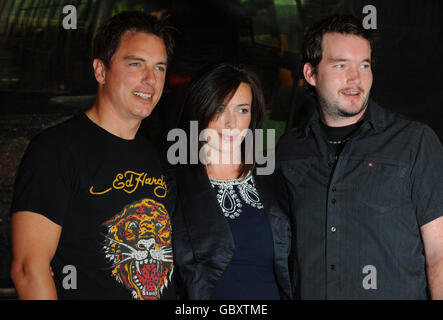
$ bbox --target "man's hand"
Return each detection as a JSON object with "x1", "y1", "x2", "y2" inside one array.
[
  {"x1": 10, "y1": 211, "x2": 61, "y2": 300},
  {"x1": 421, "y1": 216, "x2": 443, "y2": 300}
]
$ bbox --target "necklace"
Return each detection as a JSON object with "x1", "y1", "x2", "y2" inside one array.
[{"x1": 327, "y1": 136, "x2": 353, "y2": 145}]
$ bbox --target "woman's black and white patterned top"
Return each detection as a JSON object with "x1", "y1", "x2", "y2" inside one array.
[
  {"x1": 208, "y1": 171, "x2": 280, "y2": 300},
  {"x1": 209, "y1": 171, "x2": 264, "y2": 220}
]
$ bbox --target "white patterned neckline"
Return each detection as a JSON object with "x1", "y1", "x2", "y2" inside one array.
[
  {"x1": 209, "y1": 171, "x2": 264, "y2": 219},
  {"x1": 208, "y1": 171, "x2": 253, "y2": 185}
]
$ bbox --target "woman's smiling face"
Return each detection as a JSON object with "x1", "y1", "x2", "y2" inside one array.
[{"x1": 205, "y1": 82, "x2": 252, "y2": 154}]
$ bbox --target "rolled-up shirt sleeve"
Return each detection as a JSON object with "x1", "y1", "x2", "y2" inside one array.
[{"x1": 410, "y1": 125, "x2": 443, "y2": 227}]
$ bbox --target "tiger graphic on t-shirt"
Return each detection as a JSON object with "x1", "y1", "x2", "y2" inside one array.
[{"x1": 102, "y1": 198, "x2": 173, "y2": 300}]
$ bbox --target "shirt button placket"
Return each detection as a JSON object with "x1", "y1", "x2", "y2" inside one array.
[{"x1": 326, "y1": 177, "x2": 340, "y2": 298}]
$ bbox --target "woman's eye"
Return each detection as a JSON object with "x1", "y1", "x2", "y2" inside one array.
[{"x1": 239, "y1": 108, "x2": 250, "y2": 114}]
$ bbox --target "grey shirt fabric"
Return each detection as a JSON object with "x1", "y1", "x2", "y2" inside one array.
[{"x1": 277, "y1": 100, "x2": 443, "y2": 300}]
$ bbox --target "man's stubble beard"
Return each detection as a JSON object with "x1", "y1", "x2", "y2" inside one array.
[{"x1": 317, "y1": 89, "x2": 371, "y2": 120}]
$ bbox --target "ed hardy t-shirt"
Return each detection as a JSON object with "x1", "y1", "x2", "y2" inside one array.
[{"x1": 12, "y1": 113, "x2": 176, "y2": 299}]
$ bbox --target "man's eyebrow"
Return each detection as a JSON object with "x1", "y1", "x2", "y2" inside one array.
[
  {"x1": 124, "y1": 56, "x2": 145, "y2": 61},
  {"x1": 328, "y1": 58, "x2": 371, "y2": 63},
  {"x1": 327, "y1": 58, "x2": 349, "y2": 63}
]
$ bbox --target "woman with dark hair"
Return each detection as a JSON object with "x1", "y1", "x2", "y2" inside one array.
[{"x1": 170, "y1": 63, "x2": 293, "y2": 300}]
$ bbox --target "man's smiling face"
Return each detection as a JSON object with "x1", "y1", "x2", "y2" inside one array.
[
  {"x1": 305, "y1": 32, "x2": 373, "y2": 125},
  {"x1": 96, "y1": 31, "x2": 167, "y2": 121}
]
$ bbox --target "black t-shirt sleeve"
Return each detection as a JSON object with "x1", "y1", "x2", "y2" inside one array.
[
  {"x1": 411, "y1": 125, "x2": 443, "y2": 227},
  {"x1": 11, "y1": 130, "x2": 75, "y2": 226}
]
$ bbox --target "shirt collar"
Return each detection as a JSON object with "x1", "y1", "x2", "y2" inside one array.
[
  {"x1": 305, "y1": 99, "x2": 387, "y2": 137},
  {"x1": 363, "y1": 100, "x2": 388, "y2": 133}
]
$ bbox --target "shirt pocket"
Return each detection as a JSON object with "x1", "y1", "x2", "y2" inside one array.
[
  {"x1": 346, "y1": 157, "x2": 409, "y2": 213},
  {"x1": 280, "y1": 158, "x2": 313, "y2": 188}
]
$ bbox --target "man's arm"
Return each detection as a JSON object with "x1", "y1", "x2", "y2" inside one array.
[
  {"x1": 10, "y1": 211, "x2": 62, "y2": 300},
  {"x1": 421, "y1": 216, "x2": 443, "y2": 300}
]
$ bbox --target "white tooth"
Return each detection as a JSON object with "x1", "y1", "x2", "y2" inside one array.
[
  {"x1": 134, "y1": 92, "x2": 152, "y2": 99},
  {"x1": 136, "y1": 261, "x2": 141, "y2": 274}
]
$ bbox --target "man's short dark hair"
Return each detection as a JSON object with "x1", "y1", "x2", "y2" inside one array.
[
  {"x1": 92, "y1": 11, "x2": 174, "y2": 68},
  {"x1": 302, "y1": 15, "x2": 376, "y2": 94}
]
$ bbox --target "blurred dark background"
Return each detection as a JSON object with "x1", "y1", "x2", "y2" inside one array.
[{"x1": 0, "y1": 0, "x2": 442, "y2": 298}]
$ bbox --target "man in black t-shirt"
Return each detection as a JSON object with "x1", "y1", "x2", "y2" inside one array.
[{"x1": 10, "y1": 12, "x2": 177, "y2": 299}]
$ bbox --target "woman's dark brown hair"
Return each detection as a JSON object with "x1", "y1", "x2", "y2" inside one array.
[{"x1": 180, "y1": 63, "x2": 266, "y2": 178}]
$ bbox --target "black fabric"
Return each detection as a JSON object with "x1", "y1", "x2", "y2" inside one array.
[
  {"x1": 277, "y1": 100, "x2": 443, "y2": 300},
  {"x1": 319, "y1": 120, "x2": 363, "y2": 158},
  {"x1": 12, "y1": 113, "x2": 177, "y2": 300},
  {"x1": 168, "y1": 165, "x2": 293, "y2": 300},
  {"x1": 319, "y1": 120, "x2": 361, "y2": 142},
  {"x1": 209, "y1": 177, "x2": 280, "y2": 300}
]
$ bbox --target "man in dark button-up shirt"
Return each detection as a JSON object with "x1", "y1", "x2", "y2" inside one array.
[{"x1": 277, "y1": 15, "x2": 443, "y2": 299}]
